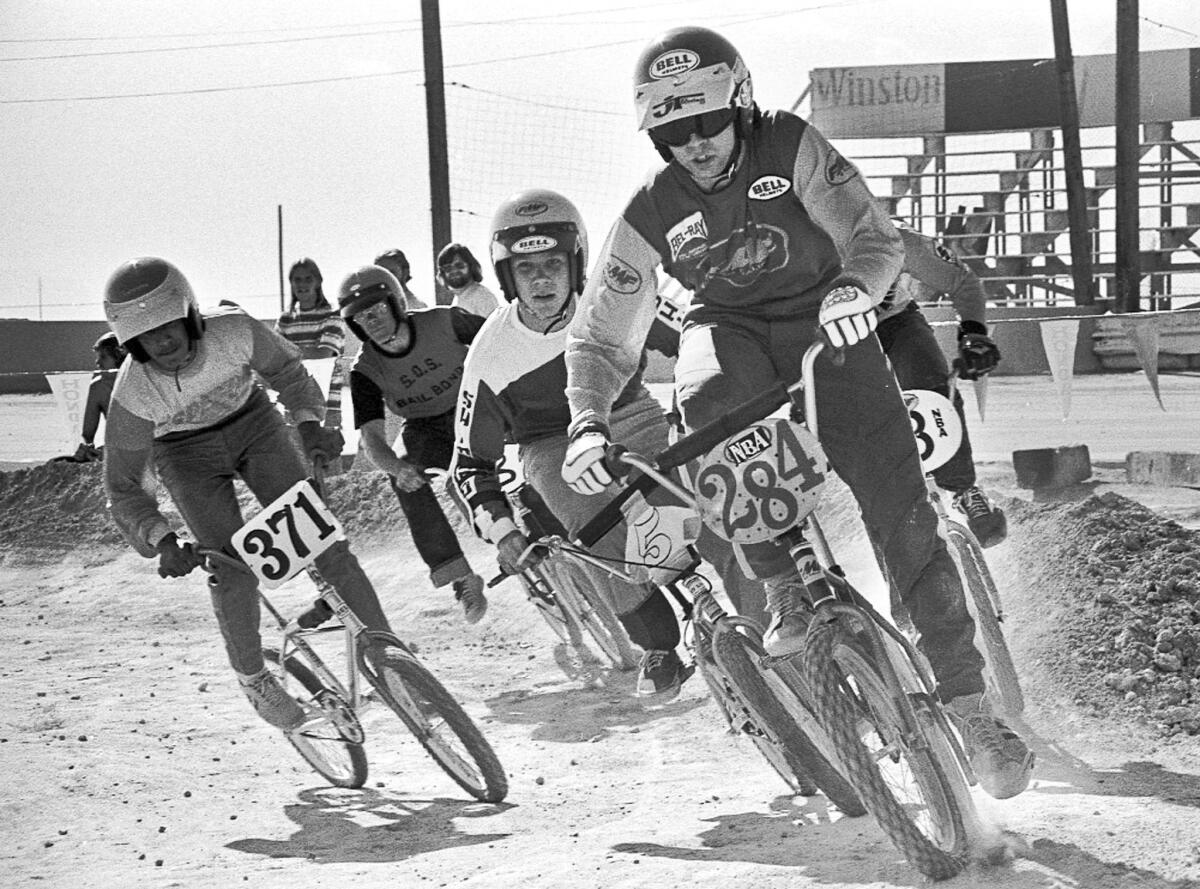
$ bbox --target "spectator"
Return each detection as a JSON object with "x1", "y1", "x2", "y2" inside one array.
[
  {"x1": 274, "y1": 258, "x2": 348, "y2": 430},
  {"x1": 436, "y1": 243, "x2": 499, "y2": 318},
  {"x1": 374, "y1": 249, "x2": 428, "y2": 311},
  {"x1": 72, "y1": 332, "x2": 127, "y2": 462}
]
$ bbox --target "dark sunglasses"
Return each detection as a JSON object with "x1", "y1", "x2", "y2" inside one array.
[{"x1": 649, "y1": 106, "x2": 736, "y2": 147}]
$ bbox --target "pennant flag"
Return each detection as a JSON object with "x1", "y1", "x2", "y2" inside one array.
[
  {"x1": 971, "y1": 374, "x2": 989, "y2": 422},
  {"x1": 1119, "y1": 314, "x2": 1165, "y2": 410},
  {"x1": 1038, "y1": 319, "x2": 1080, "y2": 419},
  {"x1": 45, "y1": 371, "x2": 95, "y2": 453}
]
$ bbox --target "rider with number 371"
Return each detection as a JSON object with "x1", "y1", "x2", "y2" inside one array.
[
  {"x1": 560, "y1": 26, "x2": 1033, "y2": 799},
  {"x1": 101, "y1": 257, "x2": 395, "y2": 734}
]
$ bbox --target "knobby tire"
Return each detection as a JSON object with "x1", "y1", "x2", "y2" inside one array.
[
  {"x1": 263, "y1": 648, "x2": 368, "y2": 788},
  {"x1": 359, "y1": 633, "x2": 508, "y2": 803},
  {"x1": 804, "y1": 620, "x2": 968, "y2": 880},
  {"x1": 708, "y1": 626, "x2": 865, "y2": 816}
]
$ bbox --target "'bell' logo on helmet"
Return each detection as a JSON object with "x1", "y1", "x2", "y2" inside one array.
[
  {"x1": 515, "y1": 201, "x2": 548, "y2": 217},
  {"x1": 512, "y1": 234, "x2": 558, "y2": 254},
  {"x1": 650, "y1": 50, "x2": 699, "y2": 79}
]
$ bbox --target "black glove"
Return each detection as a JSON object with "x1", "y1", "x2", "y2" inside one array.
[
  {"x1": 156, "y1": 533, "x2": 202, "y2": 578},
  {"x1": 956, "y1": 320, "x2": 1001, "y2": 381},
  {"x1": 297, "y1": 421, "x2": 345, "y2": 466}
]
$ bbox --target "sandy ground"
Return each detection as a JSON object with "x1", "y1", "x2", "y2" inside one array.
[{"x1": 3, "y1": 373, "x2": 1200, "y2": 888}]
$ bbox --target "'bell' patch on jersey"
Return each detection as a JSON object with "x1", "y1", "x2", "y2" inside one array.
[
  {"x1": 667, "y1": 211, "x2": 708, "y2": 263},
  {"x1": 748, "y1": 175, "x2": 791, "y2": 201}
]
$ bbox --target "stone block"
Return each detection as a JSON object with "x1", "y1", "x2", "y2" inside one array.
[
  {"x1": 1012, "y1": 444, "x2": 1093, "y2": 490},
  {"x1": 1125, "y1": 451, "x2": 1200, "y2": 486}
]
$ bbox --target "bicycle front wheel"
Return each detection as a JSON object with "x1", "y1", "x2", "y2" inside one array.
[
  {"x1": 263, "y1": 648, "x2": 368, "y2": 789},
  {"x1": 540, "y1": 557, "x2": 639, "y2": 671},
  {"x1": 705, "y1": 625, "x2": 864, "y2": 816},
  {"x1": 359, "y1": 632, "x2": 508, "y2": 802},
  {"x1": 804, "y1": 620, "x2": 969, "y2": 880},
  {"x1": 947, "y1": 521, "x2": 1024, "y2": 715}
]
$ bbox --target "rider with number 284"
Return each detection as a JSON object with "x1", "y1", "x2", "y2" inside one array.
[{"x1": 559, "y1": 25, "x2": 1034, "y2": 800}]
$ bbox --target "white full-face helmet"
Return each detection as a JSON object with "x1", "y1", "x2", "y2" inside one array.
[
  {"x1": 103, "y1": 257, "x2": 204, "y2": 362},
  {"x1": 489, "y1": 188, "x2": 587, "y2": 302}
]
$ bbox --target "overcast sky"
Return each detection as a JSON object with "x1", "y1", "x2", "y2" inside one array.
[{"x1": 2, "y1": 0, "x2": 1197, "y2": 321}]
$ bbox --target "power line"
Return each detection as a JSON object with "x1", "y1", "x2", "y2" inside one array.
[{"x1": 1140, "y1": 15, "x2": 1200, "y2": 40}]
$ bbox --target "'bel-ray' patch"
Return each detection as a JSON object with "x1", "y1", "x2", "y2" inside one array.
[
  {"x1": 748, "y1": 175, "x2": 791, "y2": 201},
  {"x1": 603, "y1": 256, "x2": 643, "y2": 294},
  {"x1": 667, "y1": 211, "x2": 708, "y2": 263}
]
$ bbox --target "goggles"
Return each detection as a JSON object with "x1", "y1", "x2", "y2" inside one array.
[{"x1": 648, "y1": 106, "x2": 736, "y2": 147}]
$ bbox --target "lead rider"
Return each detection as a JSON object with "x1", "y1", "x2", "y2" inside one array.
[{"x1": 559, "y1": 25, "x2": 1033, "y2": 799}]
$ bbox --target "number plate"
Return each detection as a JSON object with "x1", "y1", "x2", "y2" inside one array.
[
  {"x1": 620, "y1": 492, "x2": 699, "y2": 585},
  {"x1": 230, "y1": 479, "x2": 345, "y2": 589},
  {"x1": 901, "y1": 390, "x2": 963, "y2": 474},
  {"x1": 694, "y1": 417, "x2": 827, "y2": 544}
]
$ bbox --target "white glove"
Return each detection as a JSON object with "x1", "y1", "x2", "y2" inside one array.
[
  {"x1": 561, "y1": 427, "x2": 613, "y2": 496},
  {"x1": 818, "y1": 285, "x2": 877, "y2": 348}
]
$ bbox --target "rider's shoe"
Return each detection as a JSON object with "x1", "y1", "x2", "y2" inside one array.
[
  {"x1": 763, "y1": 571, "x2": 809, "y2": 657},
  {"x1": 295, "y1": 597, "x2": 334, "y2": 630},
  {"x1": 636, "y1": 649, "x2": 693, "y2": 699},
  {"x1": 945, "y1": 692, "x2": 1034, "y2": 799},
  {"x1": 238, "y1": 667, "x2": 306, "y2": 731},
  {"x1": 952, "y1": 486, "x2": 1008, "y2": 547},
  {"x1": 453, "y1": 573, "x2": 488, "y2": 625}
]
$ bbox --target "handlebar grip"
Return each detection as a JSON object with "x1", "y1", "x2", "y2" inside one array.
[
  {"x1": 603, "y1": 443, "x2": 630, "y2": 482},
  {"x1": 654, "y1": 382, "x2": 790, "y2": 471}
]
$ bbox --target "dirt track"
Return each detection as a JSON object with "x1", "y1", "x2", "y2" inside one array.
[{"x1": 4, "y1": 456, "x2": 1200, "y2": 888}]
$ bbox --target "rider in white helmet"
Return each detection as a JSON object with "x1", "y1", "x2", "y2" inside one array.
[
  {"x1": 101, "y1": 256, "x2": 392, "y2": 734},
  {"x1": 449, "y1": 188, "x2": 693, "y2": 698},
  {"x1": 559, "y1": 26, "x2": 1032, "y2": 799}
]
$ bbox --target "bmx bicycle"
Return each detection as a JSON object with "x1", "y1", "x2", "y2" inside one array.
[{"x1": 204, "y1": 469, "x2": 508, "y2": 801}]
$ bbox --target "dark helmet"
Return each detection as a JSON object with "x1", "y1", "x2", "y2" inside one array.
[
  {"x1": 633, "y1": 26, "x2": 755, "y2": 161},
  {"x1": 489, "y1": 188, "x2": 587, "y2": 303},
  {"x1": 338, "y1": 265, "x2": 407, "y2": 342},
  {"x1": 92, "y1": 331, "x2": 127, "y2": 362},
  {"x1": 102, "y1": 257, "x2": 204, "y2": 363}
]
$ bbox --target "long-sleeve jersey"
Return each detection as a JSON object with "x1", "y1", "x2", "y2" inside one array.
[
  {"x1": 104, "y1": 306, "x2": 325, "y2": 556},
  {"x1": 348, "y1": 306, "x2": 485, "y2": 426},
  {"x1": 879, "y1": 225, "x2": 986, "y2": 325},
  {"x1": 275, "y1": 304, "x2": 346, "y2": 359},
  {"x1": 81, "y1": 368, "x2": 118, "y2": 444},
  {"x1": 565, "y1": 109, "x2": 903, "y2": 426},
  {"x1": 450, "y1": 302, "x2": 651, "y2": 543}
]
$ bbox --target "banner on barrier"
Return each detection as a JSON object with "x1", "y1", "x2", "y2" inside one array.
[{"x1": 45, "y1": 371, "x2": 94, "y2": 453}]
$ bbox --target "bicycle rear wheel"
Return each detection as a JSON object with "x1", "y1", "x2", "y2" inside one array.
[
  {"x1": 359, "y1": 632, "x2": 508, "y2": 802},
  {"x1": 947, "y1": 521, "x2": 1024, "y2": 715},
  {"x1": 540, "y1": 557, "x2": 639, "y2": 671},
  {"x1": 705, "y1": 625, "x2": 864, "y2": 816},
  {"x1": 804, "y1": 619, "x2": 969, "y2": 880},
  {"x1": 263, "y1": 648, "x2": 368, "y2": 788}
]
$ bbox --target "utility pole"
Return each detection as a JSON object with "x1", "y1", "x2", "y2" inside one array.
[
  {"x1": 277, "y1": 204, "x2": 285, "y2": 314},
  {"x1": 1114, "y1": 0, "x2": 1141, "y2": 312},
  {"x1": 1050, "y1": 0, "x2": 1095, "y2": 305},
  {"x1": 421, "y1": 0, "x2": 452, "y2": 305}
]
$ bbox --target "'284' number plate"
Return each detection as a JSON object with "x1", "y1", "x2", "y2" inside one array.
[{"x1": 694, "y1": 417, "x2": 827, "y2": 545}]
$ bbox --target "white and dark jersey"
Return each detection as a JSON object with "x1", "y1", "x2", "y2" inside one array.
[
  {"x1": 349, "y1": 306, "x2": 484, "y2": 424},
  {"x1": 451, "y1": 302, "x2": 651, "y2": 542},
  {"x1": 104, "y1": 306, "x2": 325, "y2": 556},
  {"x1": 565, "y1": 109, "x2": 903, "y2": 426},
  {"x1": 879, "y1": 225, "x2": 986, "y2": 325}
]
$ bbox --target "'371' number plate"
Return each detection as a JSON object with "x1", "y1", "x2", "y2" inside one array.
[{"x1": 231, "y1": 479, "x2": 345, "y2": 588}]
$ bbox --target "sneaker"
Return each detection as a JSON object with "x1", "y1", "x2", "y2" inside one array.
[
  {"x1": 636, "y1": 649, "x2": 693, "y2": 698},
  {"x1": 296, "y1": 597, "x2": 334, "y2": 630},
  {"x1": 453, "y1": 573, "x2": 488, "y2": 625},
  {"x1": 239, "y1": 668, "x2": 306, "y2": 731},
  {"x1": 952, "y1": 487, "x2": 1008, "y2": 547},
  {"x1": 762, "y1": 571, "x2": 810, "y2": 657},
  {"x1": 946, "y1": 692, "x2": 1034, "y2": 799}
]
